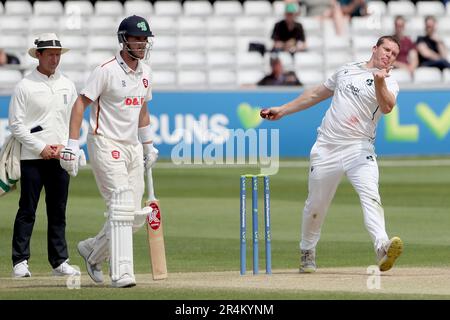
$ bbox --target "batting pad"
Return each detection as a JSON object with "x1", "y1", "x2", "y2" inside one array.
[{"x1": 108, "y1": 186, "x2": 135, "y2": 282}]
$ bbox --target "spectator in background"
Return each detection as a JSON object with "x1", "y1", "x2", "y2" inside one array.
[
  {"x1": 271, "y1": 2, "x2": 307, "y2": 54},
  {"x1": 416, "y1": 16, "x2": 450, "y2": 70},
  {"x1": 338, "y1": 0, "x2": 367, "y2": 18},
  {"x1": 0, "y1": 49, "x2": 20, "y2": 66},
  {"x1": 257, "y1": 55, "x2": 302, "y2": 86},
  {"x1": 301, "y1": 0, "x2": 347, "y2": 36},
  {"x1": 392, "y1": 16, "x2": 418, "y2": 75}
]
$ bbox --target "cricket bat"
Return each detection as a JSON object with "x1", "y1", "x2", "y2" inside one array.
[{"x1": 145, "y1": 167, "x2": 168, "y2": 280}]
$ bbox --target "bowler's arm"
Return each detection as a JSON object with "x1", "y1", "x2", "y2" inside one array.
[{"x1": 374, "y1": 71, "x2": 396, "y2": 114}]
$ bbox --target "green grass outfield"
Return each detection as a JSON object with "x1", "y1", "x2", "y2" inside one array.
[{"x1": 0, "y1": 158, "x2": 450, "y2": 300}]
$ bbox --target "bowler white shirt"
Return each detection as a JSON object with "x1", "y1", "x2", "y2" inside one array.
[
  {"x1": 8, "y1": 68, "x2": 77, "y2": 160},
  {"x1": 81, "y1": 51, "x2": 152, "y2": 145},
  {"x1": 319, "y1": 61, "x2": 399, "y2": 144}
]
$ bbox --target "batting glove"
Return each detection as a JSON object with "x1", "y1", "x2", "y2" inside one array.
[
  {"x1": 143, "y1": 143, "x2": 159, "y2": 170},
  {"x1": 60, "y1": 139, "x2": 86, "y2": 177}
]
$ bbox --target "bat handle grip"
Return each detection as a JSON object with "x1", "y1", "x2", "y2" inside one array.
[{"x1": 147, "y1": 167, "x2": 157, "y2": 202}]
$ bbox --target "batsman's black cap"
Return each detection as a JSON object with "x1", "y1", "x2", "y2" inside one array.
[{"x1": 117, "y1": 15, "x2": 153, "y2": 43}]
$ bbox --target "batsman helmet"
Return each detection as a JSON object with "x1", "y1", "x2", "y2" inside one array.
[{"x1": 117, "y1": 15, "x2": 153, "y2": 44}]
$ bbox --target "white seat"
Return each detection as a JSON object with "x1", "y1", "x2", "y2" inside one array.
[
  {"x1": 152, "y1": 70, "x2": 177, "y2": 87},
  {"x1": 65, "y1": 1, "x2": 94, "y2": 16},
  {"x1": 59, "y1": 50, "x2": 87, "y2": 70},
  {"x1": 297, "y1": 69, "x2": 324, "y2": 85},
  {"x1": 20, "y1": 53, "x2": 38, "y2": 69},
  {"x1": 325, "y1": 52, "x2": 352, "y2": 69},
  {"x1": 307, "y1": 35, "x2": 324, "y2": 52},
  {"x1": 60, "y1": 70, "x2": 87, "y2": 90},
  {"x1": 416, "y1": 1, "x2": 445, "y2": 17},
  {"x1": 207, "y1": 36, "x2": 236, "y2": 52},
  {"x1": 208, "y1": 70, "x2": 237, "y2": 87},
  {"x1": 178, "y1": 70, "x2": 207, "y2": 87},
  {"x1": 391, "y1": 68, "x2": 413, "y2": 84},
  {"x1": 148, "y1": 51, "x2": 176, "y2": 69},
  {"x1": 59, "y1": 35, "x2": 88, "y2": 51},
  {"x1": 414, "y1": 67, "x2": 442, "y2": 84},
  {"x1": 323, "y1": 35, "x2": 351, "y2": 51},
  {"x1": 0, "y1": 16, "x2": 28, "y2": 35},
  {"x1": 94, "y1": 1, "x2": 123, "y2": 17},
  {"x1": 152, "y1": 35, "x2": 177, "y2": 51},
  {"x1": 235, "y1": 17, "x2": 266, "y2": 36},
  {"x1": 177, "y1": 36, "x2": 207, "y2": 51},
  {"x1": 352, "y1": 35, "x2": 379, "y2": 52},
  {"x1": 207, "y1": 52, "x2": 236, "y2": 68},
  {"x1": 154, "y1": 1, "x2": 182, "y2": 16},
  {"x1": 437, "y1": 17, "x2": 450, "y2": 37},
  {"x1": 149, "y1": 16, "x2": 178, "y2": 35},
  {"x1": 89, "y1": 35, "x2": 118, "y2": 51},
  {"x1": 406, "y1": 16, "x2": 425, "y2": 41},
  {"x1": 183, "y1": 1, "x2": 213, "y2": 16},
  {"x1": 87, "y1": 51, "x2": 115, "y2": 69},
  {"x1": 353, "y1": 50, "x2": 372, "y2": 62},
  {"x1": 272, "y1": 1, "x2": 286, "y2": 17},
  {"x1": 5, "y1": 0, "x2": 32, "y2": 16},
  {"x1": 29, "y1": 16, "x2": 59, "y2": 34},
  {"x1": 443, "y1": 69, "x2": 450, "y2": 83},
  {"x1": 0, "y1": 36, "x2": 27, "y2": 51},
  {"x1": 237, "y1": 69, "x2": 265, "y2": 86},
  {"x1": 207, "y1": 17, "x2": 235, "y2": 35},
  {"x1": 87, "y1": 16, "x2": 117, "y2": 35},
  {"x1": 243, "y1": 1, "x2": 272, "y2": 17},
  {"x1": 299, "y1": 17, "x2": 322, "y2": 36},
  {"x1": 178, "y1": 17, "x2": 207, "y2": 35},
  {"x1": 33, "y1": 1, "x2": 63, "y2": 16},
  {"x1": 294, "y1": 52, "x2": 324, "y2": 69},
  {"x1": 177, "y1": 51, "x2": 206, "y2": 69},
  {"x1": 0, "y1": 70, "x2": 23, "y2": 90},
  {"x1": 273, "y1": 52, "x2": 295, "y2": 71},
  {"x1": 236, "y1": 52, "x2": 264, "y2": 68},
  {"x1": 59, "y1": 16, "x2": 88, "y2": 34},
  {"x1": 214, "y1": 1, "x2": 243, "y2": 16},
  {"x1": 381, "y1": 16, "x2": 395, "y2": 35},
  {"x1": 237, "y1": 36, "x2": 268, "y2": 52},
  {"x1": 351, "y1": 16, "x2": 382, "y2": 36},
  {"x1": 387, "y1": 1, "x2": 415, "y2": 17},
  {"x1": 124, "y1": 1, "x2": 153, "y2": 16},
  {"x1": 0, "y1": 2, "x2": 3, "y2": 15},
  {"x1": 367, "y1": 1, "x2": 386, "y2": 16}
]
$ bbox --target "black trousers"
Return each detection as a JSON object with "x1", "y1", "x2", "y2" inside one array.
[{"x1": 12, "y1": 159, "x2": 70, "y2": 268}]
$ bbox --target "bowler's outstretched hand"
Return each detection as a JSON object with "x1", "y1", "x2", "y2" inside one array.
[{"x1": 260, "y1": 107, "x2": 283, "y2": 121}]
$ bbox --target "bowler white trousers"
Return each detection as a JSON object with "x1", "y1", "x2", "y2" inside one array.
[
  {"x1": 84, "y1": 134, "x2": 145, "y2": 265},
  {"x1": 300, "y1": 138, "x2": 389, "y2": 254}
]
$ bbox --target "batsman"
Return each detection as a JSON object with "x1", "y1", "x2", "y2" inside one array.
[{"x1": 60, "y1": 15, "x2": 159, "y2": 288}]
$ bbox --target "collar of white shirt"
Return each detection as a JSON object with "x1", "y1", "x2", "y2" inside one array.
[
  {"x1": 33, "y1": 67, "x2": 60, "y2": 82},
  {"x1": 115, "y1": 50, "x2": 143, "y2": 75}
]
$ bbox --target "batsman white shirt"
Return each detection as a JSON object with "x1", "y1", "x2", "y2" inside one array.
[
  {"x1": 319, "y1": 62, "x2": 399, "y2": 144},
  {"x1": 81, "y1": 51, "x2": 152, "y2": 144}
]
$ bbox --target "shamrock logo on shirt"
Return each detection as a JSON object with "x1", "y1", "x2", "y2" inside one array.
[{"x1": 366, "y1": 79, "x2": 374, "y2": 86}]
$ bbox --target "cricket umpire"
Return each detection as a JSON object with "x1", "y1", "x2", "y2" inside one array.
[{"x1": 8, "y1": 33, "x2": 80, "y2": 277}]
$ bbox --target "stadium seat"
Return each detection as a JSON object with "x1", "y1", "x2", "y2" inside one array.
[
  {"x1": 236, "y1": 52, "x2": 264, "y2": 68},
  {"x1": 0, "y1": 2, "x2": 3, "y2": 15},
  {"x1": 352, "y1": 35, "x2": 379, "y2": 53},
  {"x1": 178, "y1": 17, "x2": 208, "y2": 35},
  {"x1": 0, "y1": 16, "x2": 29, "y2": 35},
  {"x1": 208, "y1": 70, "x2": 237, "y2": 87},
  {"x1": 0, "y1": 35, "x2": 27, "y2": 51},
  {"x1": 297, "y1": 69, "x2": 324, "y2": 85},
  {"x1": 65, "y1": 1, "x2": 94, "y2": 16},
  {"x1": 177, "y1": 36, "x2": 207, "y2": 51},
  {"x1": 60, "y1": 70, "x2": 87, "y2": 90},
  {"x1": 236, "y1": 36, "x2": 268, "y2": 52},
  {"x1": 124, "y1": 1, "x2": 153, "y2": 17},
  {"x1": 177, "y1": 51, "x2": 207, "y2": 69},
  {"x1": 207, "y1": 35, "x2": 236, "y2": 52},
  {"x1": 391, "y1": 68, "x2": 413, "y2": 84},
  {"x1": 33, "y1": 1, "x2": 63, "y2": 16},
  {"x1": 152, "y1": 35, "x2": 178, "y2": 51},
  {"x1": 183, "y1": 1, "x2": 213, "y2": 17},
  {"x1": 20, "y1": 53, "x2": 38, "y2": 70},
  {"x1": 149, "y1": 16, "x2": 178, "y2": 35},
  {"x1": 59, "y1": 35, "x2": 89, "y2": 51},
  {"x1": 88, "y1": 16, "x2": 118, "y2": 35},
  {"x1": 207, "y1": 17, "x2": 235, "y2": 35},
  {"x1": 366, "y1": 1, "x2": 386, "y2": 16},
  {"x1": 272, "y1": 1, "x2": 286, "y2": 17},
  {"x1": 300, "y1": 17, "x2": 322, "y2": 37},
  {"x1": 443, "y1": 69, "x2": 450, "y2": 83},
  {"x1": 307, "y1": 35, "x2": 324, "y2": 52},
  {"x1": 351, "y1": 16, "x2": 383, "y2": 36},
  {"x1": 416, "y1": 1, "x2": 445, "y2": 17},
  {"x1": 29, "y1": 16, "x2": 59, "y2": 34},
  {"x1": 59, "y1": 15, "x2": 88, "y2": 34},
  {"x1": 387, "y1": 1, "x2": 415, "y2": 17},
  {"x1": 207, "y1": 52, "x2": 236, "y2": 68},
  {"x1": 274, "y1": 51, "x2": 295, "y2": 71},
  {"x1": 94, "y1": 1, "x2": 124, "y2": 17},
  {"x1": 4, "y1": 0, "x2": 32, "y2": 16},
  {"x1": 237, "y1": 69, "x2": 265, "y2": 86},
  {"x1": 294, "y1": 52, "x2": 324, "y2": 69},
  {"x1": 89, "y1": 35, "x2": 118, "y2": 51},
  {"x1": 178, "y1": 70, "x2": 207, "y2": 86},
  {"x1": 406, "y1": 16, "x2": 425, "y2": 40},
  {"x1": 213, "y1": 1, "x2": 243, "y2": 16},
  {"x1": 154, "y1": 1, "x2": 183, "y2": 16},
  {"x1": 353, "y1": 50, "x2": 373, "y2": 62},
  {"x1": 0, "y1": 70, "x2": 23, "y2": 90},
  {"x1": 325, "y1": 51, "x2": 352, "y2": 69},
  {"x1": 235, "y1": 17, "x2": 267, "y2": 36},
  {"x1": 59, "y1": 50, "x2": 87, "y2": 71},
  {"x1": 87, "y1": 51, "x2": 115, "y2": 69},
  {"x1": 437, "y1": 17, "x2": 450, "y2": 37},
  {"x1": 323, "y1": 35, "x2": 351, "y2": 52},
  {"x1": 152, "y1": 70, "x2": 177, "y2": 88},
  {"x1": 149, "y1": 51, "x2": 177, "y2": 69},
  {"x1": 243, "y1": 1, "x2": 272, "y2": 17},
  {"x1": 414, "y1": 67, "x2": 442, "y2": 84}
]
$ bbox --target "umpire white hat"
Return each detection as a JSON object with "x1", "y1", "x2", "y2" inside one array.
[{"x1": 28, "y1": 33, "x2": 69, "y2": 58}]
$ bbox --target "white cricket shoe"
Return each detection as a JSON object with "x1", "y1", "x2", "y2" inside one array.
[
  {"x1": 53, "y1": 260, "x2": 81, "y2": 276},
  {"x1": 77, "y1": 240, "x2": 104, "y2": 283},
  {"x1": 13, "y1": 260, "x2": 31, "y2": 278},
  {"x1": 111, "y1": 273, "x2": 136, "y2": 288},
  {"x1": 378, "y1": 236, "x2": 403, "y2": 272},
  {"x1": 300, "y1": 249, "x2": 316, "y2": 273}
]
